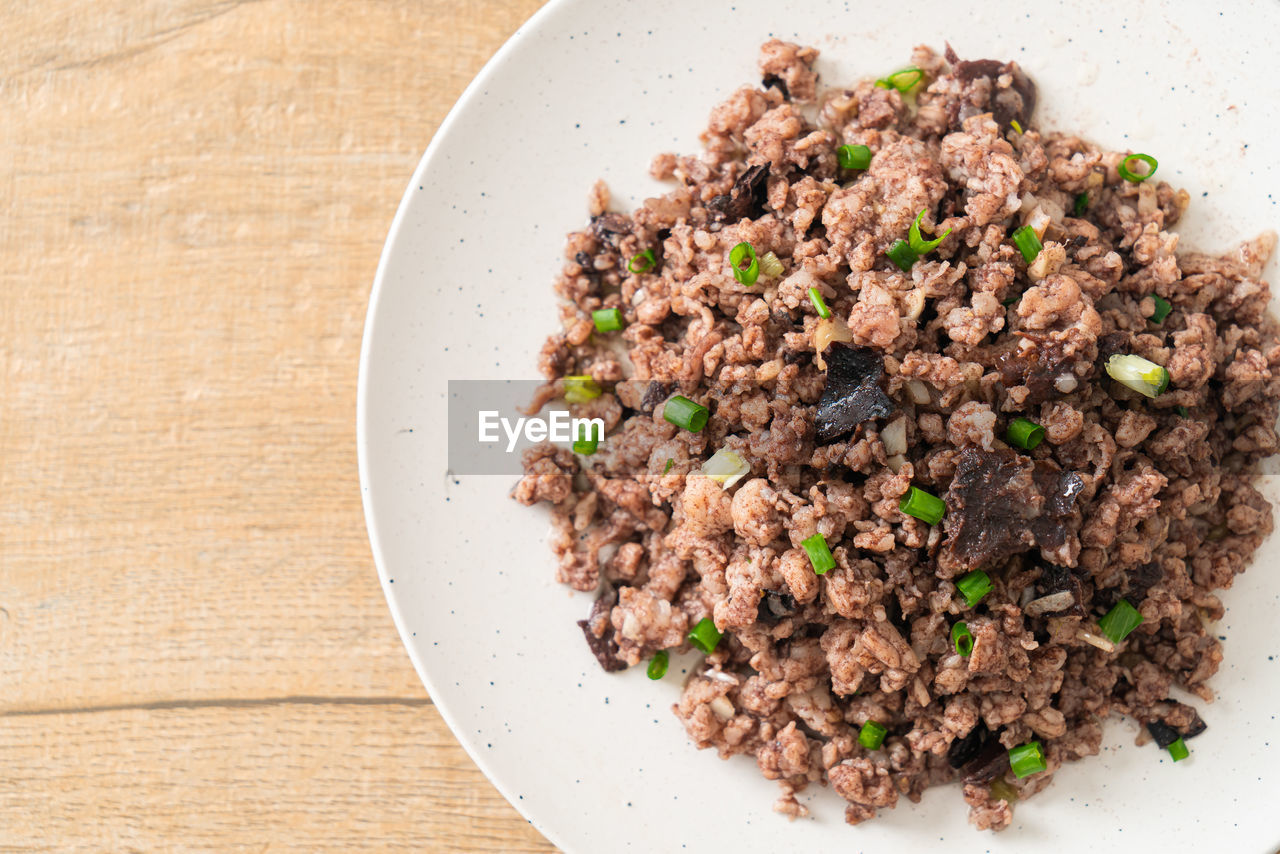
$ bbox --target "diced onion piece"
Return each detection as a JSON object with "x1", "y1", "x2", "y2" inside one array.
[
  {"x1": 708, "y1": 696, "x2": 735, "y2": 721},
  {"x1": 701, "y1": 448, "x2": 750, "y2": 488},
  {"x1": 1078, "y1": 628, "x2": 1116, "y2": 653},
  {"x1": 881, "y1": 417, "x2": 908, "y2": 456},
  {"x1": 1105, "y1": 354, "x2": 1170, "y2": 398},
  {"x1": 885, "y1": 453, "x2": 907, "y2": 473},
  {"x1": 1024, "y1": 590, "x2": 1076, "y2": 616},
  {"x1": 905, "y1": 379, "x2": 931, "y2": 405},
  {"x1": 813, "y1": 316, "x2": 853, "y2": 370}
]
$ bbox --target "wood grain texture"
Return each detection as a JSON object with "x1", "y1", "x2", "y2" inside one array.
[{"x1": 0, "y1": 0, "x2": 555, "y2": 849}]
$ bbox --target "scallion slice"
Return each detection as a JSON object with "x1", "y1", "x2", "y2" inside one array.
[
  {"x1": 908, "y1": 208, "x2": 952, "y2": 255},
  {"x1": 1167, "y1": 737, "x2": 1189, "y2": 762},
  {"x1": 759, "y1": 250, "x2": 785, "y2": 279},
  {"x1": 688, "y1": 617, "x2": 722, "y2": 654},
  {"x1": 956, "y1": 570, "x2": 993, "y2": 608},
  {"x1": 1010, "y1": 118, "x2": 1024, "y2": 135},
  {"x1": 837, "y1": 143, "x2": 872, "y2": 170},
  {"x1": 951, "y1": 621, "x2": 974, "y2": 657},
  {"x1": 563, "y1": 375, "x2": 602, "y2": 404},
  {"x1": 592, "y1": 307, "x2": 623, "y2": 332},
  {"x1": 573, "y1": 421, "x2": 601, "y2": 455},
  {"x1": 663, "y1": 395, "x2": 709, "y2": 432},
  {"x1": 808, "y1": 286, "x2": 832, "y2": 318},
  {"x1": 1105, "y1": 354, "x2": 1170, "y2": 398},
  {"x1": 899, "y1": 486, "x2": 945, "y2": 525},
  {"x1": 801, "y1": 533, "x2": 836, "y2": 576},
  {"x1": 1098, "y1": 598, "x2": 1144, "y2": 643},
  {"x1": 858, "y1": 720, "x2": 888, "y2": 750},
  {"x1": 1073, "y1": 192, "x2": 1089, "y2": 217},
  {"x1": 1008, "y1": 741, "x2": 1047, "y2": 778},
  {"x1": 1149, "y1": 295, "x2": 1172, "y2": 324},
  {"x1": 1012, "y1": 225, "x2": 1043, "y2": 264},
  {"x1": 628, "y1": 248, "x2": 656, "y2": 274},
  {"x1": 663, "y1": 458, "x2": 675, "y2": 475},
  {"x1": 647, "y1": 649, "x2": 670, "y2": 680},
  {"x1": 701, "y1": 447, "x2": 750, "y2": 488},
  {"x1": 1118, "y1": 153, "x2": 1158, "y2": 183},
  {"x1": 729, "y1": 241, "x2": 759, "y2": 286},
  {"x1": 886, "y1": 239, "x2": 919, "y2": 273},
  {"x1": 876, "y1": 67, "x2": 923, "y2": 93},
  {"x1": 1176, "y1": 406, "x2": 1190, "y2": 418},
  {"x1": 1006, "y1": 417, "x2": 1045, "y2": 450}
]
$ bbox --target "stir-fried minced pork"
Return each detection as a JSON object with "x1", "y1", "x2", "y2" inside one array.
[{"x1": 513, "y1": 40, "x2": 1280, "y2": 830}]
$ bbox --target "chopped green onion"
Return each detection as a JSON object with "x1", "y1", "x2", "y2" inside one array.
[
  {"x1": 951, "y1": 621, "x2": 974, "y2": 657},
  {"x1": 662, "y1": 395, "x2": 709, "y2": 432},
  {"x1": 1001, "y1": 294, "x2": 1020, "y2": 307},
  {"x1": 1167, "y1": 737, "x2": 1189, "y2": 762},
  {"x1": 808, "y1": 286, "x2": 831, "y2": 318},
  {"x1": 1006, "y1": 417, "x2": 1045, "y2": 451},
  {"x1": 663, "y1": 457, "x2": 675, "y2": 474},
  {"x1": 759, "y1": 251, "x2": 785, "y2": 279},
  {"x1": 989, "y1": 778, "x2": 1019, "y2": 803},
  {"x1": 1098, "y1": 598, "x2": 1144, "y2": 643},
  {"x1": 956, "y1": 570, "x2": 993, "y2": 608},
  {"x1": 628, "y1": 248, "x2": 656, "y2": 274},
  {"x1": 1105, "y1": 354, "x2": 1170, "y2": 398},
  {"x1": 563, "y1": 375, "x2": 602, "y2": 404},
  {"x1": 701, "y1": 447, "x2": 750, "y2": 488},
  {"x1": 837, "y1": 143, "x2": 872, "y2": 170},
  {"x1": 1009, "y1": 119, "x2": 1023, "y2": 135},
  {"x1": 647, "y1": 650, "x2": 670, "y2": 680},
  {"x1": 1073, "y1": 192, "x2": 1089, "y2": 216},
  {"x1": 1118, "y1": 153, "x2": 1158, "y2": 183},
  {"x1": 573, "y1": 421, "x2": 601, "y2": 455},
  {"x1": 858, "y1": 720, "x2": 888, "y2": 749},
  {"x1": 801, "y1": 533, "x2": 837, "y2": 576},
  {"x1": 899, "y1": 486, "x2": 945, "y2": 525},
  {"x1": 1008, "y1": 741, "x2": 1047, "y2": 778},
  {"x1": 729, "y1": 241, "x2": 759, "y2": 286},
  {"x1": 908, "y1": 208, "x2": 952, "y2": 255},
  {"x1": 886, "y1": 239, "x2": 919, "y2": 273},
  {"x1": 1176, "y1": 406, "x2": 1190, "y2": 418},
  {"x1": 876, "y1": 67, "x2": 923, "y2": 93},
  {"x1": 1012, "y1": 225, "x2": 1043, "y2": 264},
  {"x1": 688, "y1": 617, "x2": 722, "y2": 654},
  {"x1": 592, "y1": 307, "x2": 623, "y2": 332},
  {"x1": 1149, "y1": 295, "x2": 1172, "y2": 324}
]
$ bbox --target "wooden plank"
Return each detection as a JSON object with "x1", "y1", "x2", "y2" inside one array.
[
  {"x1": 0, "y1": 701, "x2": 556, "y2": 852},
  {"x1": 0, "y1": 0, "x2": 544, "y2": 711}
]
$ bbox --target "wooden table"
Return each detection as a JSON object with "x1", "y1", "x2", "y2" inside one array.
[{"x1": 0, "y1": 1, "x2": 556, "y2": 849}]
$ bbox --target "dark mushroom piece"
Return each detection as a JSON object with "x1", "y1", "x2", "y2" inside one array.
[{"x1": 813, "y1": 344, "x2": 896, "y2": 444}]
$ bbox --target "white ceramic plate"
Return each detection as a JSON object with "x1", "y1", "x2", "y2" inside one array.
[{"x1": 358, "y1": 1, "x2": 1280, "y2": 850}]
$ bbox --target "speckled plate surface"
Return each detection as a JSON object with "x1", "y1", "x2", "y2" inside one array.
[{"x1": 358, "y1": 2, "x2": 1280, "y2": 851}]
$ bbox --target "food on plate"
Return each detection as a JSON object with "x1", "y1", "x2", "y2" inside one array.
[{"x1": 513, "y1": 39, "x2": 1278, "y2": 830}]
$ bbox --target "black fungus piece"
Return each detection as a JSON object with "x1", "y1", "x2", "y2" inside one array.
[
  {"x1": 1146, "y1": 720, "x2": 1180, "y2": 749},
  {"x1": 640, "y1": 380, "x2": 674, "y2": 413},
  {"x1": 814, "y1": 344, "x2": 895, "y2": 444},
  {"x1": 1036, "y1": 564, "x2": 1086, "y2": 617},
  {"x1": 995, "y1": 333, "x2": 1073, "y2": 404},
  {"x1": 756, "y1": 590, "x2": 798, "y2": 625},
  {"x1": 707, "y1": 164, "x2": 770, "y2": 224},
  {"x1": 577, "y1": 588, "x2": 626, "y2": 672},
  {"x1": 941, "y1": 448, "x2": 1085, "y2": 572},
  {"x1": 761, "y1": 74, "x2": 790, "y2": 100},
  {"x1": 947, "y1": 721, "x2": 989, "y2": 769},
  {"x1": 589, "y1": 212, "x2": 631, "y2": 246},
  {"x1": 1125, "y1": 561, "x2": 1165, "y2": 605},
  {"x1": 1096, "y1": 331, "x2": 1133, "y2": 368},
  {"x1": 1183, "y1": 710, "x2": 1208, "y2": 740},
  {"x1": 943, "y1": 44, "x2": 1037, "y2": 132},
  {"x1": 961, "y1": 737, "x2": 1010, "y2": 784}
]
